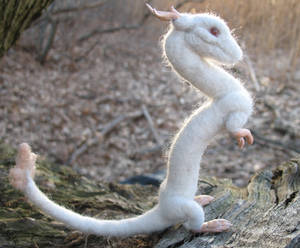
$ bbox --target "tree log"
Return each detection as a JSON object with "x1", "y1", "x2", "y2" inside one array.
[
  {"x1": 0, "y1": 143, "x2": 299, "y2": 247},
  {"x1": 0, "y1": 0, "x2": 54, "y2": 57}
]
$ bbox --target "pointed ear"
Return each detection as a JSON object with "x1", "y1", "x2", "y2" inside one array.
[{"x1": 146, "y1": 3, "x2": 181, "y2": 21}]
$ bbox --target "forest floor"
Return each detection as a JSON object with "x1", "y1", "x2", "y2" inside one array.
[{"x1": 1, "y1": 14, "x2": 299, "y2": 187}]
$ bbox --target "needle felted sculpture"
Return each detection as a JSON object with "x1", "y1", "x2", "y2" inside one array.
[{"x1": 9, "y1": 4, "x2": 253, "y2": 236}]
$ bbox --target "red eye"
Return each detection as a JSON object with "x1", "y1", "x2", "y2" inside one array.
[{"x1": 210, "y1": 27, "x2": 220, "y2": 37}]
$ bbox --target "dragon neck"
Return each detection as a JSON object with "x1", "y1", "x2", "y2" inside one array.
[{"x1": 164, "y1": 32, "x2": 242, "y2": 99}]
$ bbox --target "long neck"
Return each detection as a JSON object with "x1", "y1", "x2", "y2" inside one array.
[
  {"x1": 161, "y1": 31, "x2": 243, "y2": 198},
  {"x1": 164, "y1": 32, "x2": 242, "y2": 98}
]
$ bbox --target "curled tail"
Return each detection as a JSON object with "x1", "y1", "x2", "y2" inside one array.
[{"x1": 9, "y1": 143, "x2": 170, "y2": 237}]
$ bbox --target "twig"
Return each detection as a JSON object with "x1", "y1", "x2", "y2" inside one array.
[
  {"x1": 99, "y1": 115, "x2": 126, "y2": 134},
  {"x1": 263, "y1": 99, "x2": 280, "y2": 121},
  {"x1": 74, "y1": 40, "x2": 100, "y2": 62},
  {"x1": 67, "y1": 111, "x2": 143, "y2": 165},
  {"x1": 52, "y1": 0, "x2": 107, "y2": 15},
  {"x1": 131, "y1": 105, "x2": 164, "y2": 158},
  {"x1": 31, "y1": 1, "x2": 107, "y2": 28},
  {"x1": 38, "y1": 18, "x2": 58, "y2": 64},
  {"x1": 67, "y1": 139, "x2": 96, "y2": 167},
  {"x1": 67, "y1": 115, "x2": 126, "y2": 165},
  {"x1": 77, "y1": 3, "x2": 153, "y2": 43},
  {"x1": 252, "y1": 130, "x2": 300, "y2": 155},
  {"x1": 243, "y1": 53, "x2": 260, "y2": 92},
  {"x1": 130, "y1": 144, "x2": 163, "y2": 158},
  {"x1": 78, "y1": 25, "x2": 141, "y2": 43},
  {"x1": 84, "y1": 235, "x2": 89, "y2": 248},
  {"x1": 142, "y1": 104, "x2": 162, "y2": 145},
  {"x1": 175, "y1": 0, "x2": 206, "y2": 9}
]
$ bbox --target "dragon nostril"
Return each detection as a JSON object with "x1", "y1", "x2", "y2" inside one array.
[{"x1": 210, "y1": 27, "x2": 220, "y2": 37}]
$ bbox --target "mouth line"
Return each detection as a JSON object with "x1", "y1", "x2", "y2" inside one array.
[
  {"x1": 211, "y1": 44, "x2": 233, "y2": 63},
  {"x1": 199, "y1": 37, "x2": 231, "y2": 61}
]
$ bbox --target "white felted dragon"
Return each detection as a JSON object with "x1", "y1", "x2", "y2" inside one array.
[{"x1": 9, "y1": 4, "x2": 253, "y2": 236}]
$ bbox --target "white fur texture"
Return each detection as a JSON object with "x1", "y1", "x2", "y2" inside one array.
[{"x1": 9, "y1": 11, "x2": 252, "y2": 236}]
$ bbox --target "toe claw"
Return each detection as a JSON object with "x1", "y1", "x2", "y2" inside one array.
[
  {"x1": 194, "y1": 195, "x2": 214, "y2": 206},
  {"x1": 238, "y1": 137, "x2": 245, "y2": 149},
  {"x1": 233, "y1": 129, "x2": 253, "y2": 149},
  {"x1": 198, "y1": 219, "x2": 233, "y2": 233}
]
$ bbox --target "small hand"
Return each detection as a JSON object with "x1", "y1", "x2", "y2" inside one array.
[{"x1": 233, "y1": 128, "x2": 253, "y2": 149}]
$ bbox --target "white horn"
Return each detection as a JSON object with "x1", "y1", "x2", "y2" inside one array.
[{"x1": 146, "y1": 3, "x2": 180, "y2": 21}]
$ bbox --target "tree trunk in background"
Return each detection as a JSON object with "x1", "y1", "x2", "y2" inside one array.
[
  {"x1": 0, "y1": 143, "x2": 299, "y2": 247},
  {"x1": 0, "y1": 0, "x2": 54, "y2": 57}
]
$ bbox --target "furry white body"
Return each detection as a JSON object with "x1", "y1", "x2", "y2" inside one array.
[
  {"x1": 158, "y1": 20, "x2": 252, "y2": 230},
  {"x1": 9, "y1": 9, "x2": 253, "y2": 236}
]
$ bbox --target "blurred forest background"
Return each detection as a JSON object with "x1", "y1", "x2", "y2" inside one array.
[{"x1": 0, "y1": 0, "x2": 299, "y2": 187}]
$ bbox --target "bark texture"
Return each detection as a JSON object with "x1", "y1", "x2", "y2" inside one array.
[
  {"x1": 0, "y1": 0, "x2": 54, "y2": 57},
  {"x1": 0, "y1": 142, "x2": 299, "y2": 248},
  {"x1": 155, "y1": 161, "x2": 300, "y2": 248}
]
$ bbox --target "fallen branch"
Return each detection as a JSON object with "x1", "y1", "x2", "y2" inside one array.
[{"x1": 67, "y1": 111, "x2": 143, "y2": 165}]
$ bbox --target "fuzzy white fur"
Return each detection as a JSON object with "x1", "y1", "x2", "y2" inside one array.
[{"x1": 9, "y1": 9, "x2": 253, "y2": 237}]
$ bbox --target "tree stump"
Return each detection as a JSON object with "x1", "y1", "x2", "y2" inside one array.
[{"x1": 0, "y1": 143, "x2": 299, "y2": 247}]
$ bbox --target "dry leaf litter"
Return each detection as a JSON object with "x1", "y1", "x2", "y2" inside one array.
[{"x1": 0, "y1": 9, "x2": 299, "y2": 187}]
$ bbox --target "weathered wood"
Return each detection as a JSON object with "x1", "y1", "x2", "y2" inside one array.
[
  {"x1": 0, "y1": 143, "x2": 299, "y2": 247},
  {"x1": 0, "y1": 0, "x2": 54, "y2": 57},
  {"x1": 155, "y1": 160, "x2": 300, "y2": 248}
]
